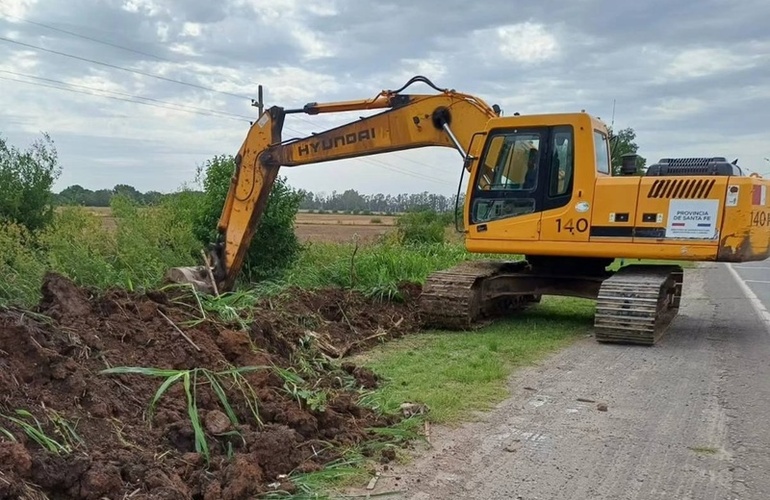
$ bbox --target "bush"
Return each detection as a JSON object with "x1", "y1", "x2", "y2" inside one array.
[
  {"x1": 370, "y1": 218, "x2": 383, "y2": 224},
  {"x1": 193, "y1": 155, "x2": 303, "y2": 283},
  {"x1": 39, "y1": 195, "x2": 200, "y2": 292},
  {"x1": 0, "y1": 133, "x2": 61, "y2": 231},
  {"x1": 395, "y1": 209, "x2": 453, "y2": 245},
  {"x1": 0, "y1": 222, "x2": 47, "y2": 306}
]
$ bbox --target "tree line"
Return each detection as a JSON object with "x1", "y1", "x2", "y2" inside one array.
[
  {"x1": 297, "y1": 189, "x2": 461, "y2": 214},
  {"x1": 54, "y1": 183, "x2": 169, "y2": 207},
  {"x1": 53, "y1": 183, "x2": 463, "y2": 214}
]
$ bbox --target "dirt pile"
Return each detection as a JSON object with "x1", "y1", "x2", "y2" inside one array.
[{"x1": 0, "y1": 273, "x2": 421, "y2": 499}]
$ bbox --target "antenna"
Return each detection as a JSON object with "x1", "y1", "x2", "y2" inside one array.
[{"x1": 610, "y1": 99, "x2": 616, "y2": 131}]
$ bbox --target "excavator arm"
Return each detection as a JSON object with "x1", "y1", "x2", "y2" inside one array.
[{"x1": 167, "y1": 76, "x2": 500, "y2": 293}]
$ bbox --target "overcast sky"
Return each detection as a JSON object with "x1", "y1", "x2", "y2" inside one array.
[{"x1": 1, "y1": 0, "x2": 769, "y2": 196}]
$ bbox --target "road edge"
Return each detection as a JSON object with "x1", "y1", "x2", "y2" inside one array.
[{"x1": 726, "y1": 262, "x2": 770, "y2": 331}]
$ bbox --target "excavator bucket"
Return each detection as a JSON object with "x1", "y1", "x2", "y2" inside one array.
[{"x1": 164, "y1": 265, "x2": 218, "y2": 295}]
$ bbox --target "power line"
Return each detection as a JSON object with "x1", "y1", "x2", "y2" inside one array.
[
  {"x1": 0, "y1": 69, "x2": 253, "y2": 120},
  {"x1": 2, "y1": 13, "x2": 457, "y2": 180},
  {"x1": 0, "y1": 11, "x2": 263, "y2": 107},
  {"x1": 0, "y1": 35, "x2": 252, "y2": 100},
  {"x1": 0, "y1": 75, "x2": 249, "y2": 122},
  {"x1": 1, "y1": 11, "x2": 171, "y2": 63}
]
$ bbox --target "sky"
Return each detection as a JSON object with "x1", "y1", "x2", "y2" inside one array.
[{"x1": 1, "y1": 0, "x2": 769, "y2": 197}]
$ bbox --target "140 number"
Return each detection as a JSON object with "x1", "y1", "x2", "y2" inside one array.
[
  {"x1": 752, "y1": 211, "x2": 770, "y2": 227},
  {"x1": 556, "y1": 218, "x2": 589, "y2": 234}
]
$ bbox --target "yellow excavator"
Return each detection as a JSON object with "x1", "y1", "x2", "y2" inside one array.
[{"x1": 167, "y1": 76, "x2": 770, "y2": 345}]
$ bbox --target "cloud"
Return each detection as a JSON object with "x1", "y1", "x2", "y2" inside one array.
[
  {"x1": 495, "y1": 23, "x2": 559, "y2": 64},
  {"x1": 0, "y1": 0, "x2": 768, "y2": 196},
  {"x1": 662, "y1": 46, "x2": 764, "y2": 80}
]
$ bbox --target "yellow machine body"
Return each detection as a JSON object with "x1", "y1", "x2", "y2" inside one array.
[{"x1": 462, "y1": 112, "x2": 770, "y2": 263}]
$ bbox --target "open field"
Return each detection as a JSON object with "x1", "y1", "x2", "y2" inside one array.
[
  {"x1": 75, "y1": 207, "x2": 397, "y2": 243},
  {"x1": 294, "y1": 213, "x2": 396, "y2": 243}
]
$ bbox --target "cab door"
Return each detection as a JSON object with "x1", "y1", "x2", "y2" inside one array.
[
  {"x1": 468, "y1": 127, "x2": 548, "y2": 241},
  {"x1": 539, "y1": 125, "x2": 590, "y2": 243}
]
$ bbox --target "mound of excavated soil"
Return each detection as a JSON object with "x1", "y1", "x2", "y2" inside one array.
[{"x1": 0, "y1": 273, "x2": 421, "y2": 499}]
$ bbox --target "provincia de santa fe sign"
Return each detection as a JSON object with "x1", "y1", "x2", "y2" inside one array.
[{"x1": 666, "y1": 199, "x2": 719, "y2": 239}]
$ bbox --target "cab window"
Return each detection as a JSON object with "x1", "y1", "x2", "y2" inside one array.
[
  {"x1": 594, "y1": 130, "x2": 610, "y2": 175},
  {"x1": 476, "y1": 131, "x2": 541, "y2": 192},
  {"x1": 549, "y1": 126, "x2": 573, "y2": 197}
]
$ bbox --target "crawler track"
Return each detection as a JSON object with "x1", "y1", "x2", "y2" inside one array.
[
  {"x1": 594, "y1": 264, "x2": 683, "y2": 345},
  {"x1": 421, "y1": 259, "x2": 684, "y2": 345},
  {"x1": 419, "y1": 260, "x2": 531, "y2": 329}
]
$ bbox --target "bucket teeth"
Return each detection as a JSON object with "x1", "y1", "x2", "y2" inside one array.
[{"x1": 593, "y1": 265, "x2": 683, "y2": 345}]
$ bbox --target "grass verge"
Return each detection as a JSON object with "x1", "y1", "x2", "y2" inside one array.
[
  {"x1": 354, "y1": 296, "x2": 595, "y2": 424},
  {"x1": 609, "y1": 258, "x2": 696, "y2": 270},
  {"x1": 248, "y1": 240, "x2": 519, "y2": 302}
]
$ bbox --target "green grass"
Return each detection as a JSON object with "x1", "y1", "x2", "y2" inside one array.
[
  {"x1": 354, "y1": 296, "x2": 595, "y2": 424},
  {"x1": 0, "y1": 408, "x2": 82, "y2": 455},
  {"x1": 250, "y1": 240, "x2": 518, "y2": 301},
  {"x1": 609, "y1": 258, "x2": 696, "y2": 270},
  {"x1": 100, "y1": 365, "x2": 268, "y2": 463}
]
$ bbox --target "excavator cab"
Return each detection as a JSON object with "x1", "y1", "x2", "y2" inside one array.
[{"x1": 465, "y1": 117, "x2": 587, "y2": 245}]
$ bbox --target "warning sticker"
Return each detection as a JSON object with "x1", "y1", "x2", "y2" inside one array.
[
  {"x1": 666, "y1": 199, "x2": 719, "y2": 239},
  {"x1": 752, "y1": 185, "x2": 767, "y2": 206}
]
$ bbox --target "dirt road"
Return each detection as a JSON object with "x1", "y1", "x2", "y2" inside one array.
[{"x1": 369, "y1": 264, "x2": 770, "y2": 499}]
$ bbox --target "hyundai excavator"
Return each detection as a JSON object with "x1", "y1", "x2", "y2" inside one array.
[{"x1": 166, "y1": 76, "x2": 770, "y2": 345}]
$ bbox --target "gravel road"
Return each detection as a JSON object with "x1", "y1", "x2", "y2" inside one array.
[{"x1": 362, "y1": 263, "x2": 770, "y2": 500}]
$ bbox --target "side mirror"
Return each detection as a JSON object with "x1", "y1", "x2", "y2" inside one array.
[
  {"x1": 621, "y1": 154, "x2": 638, "y2": 175},
  {"x1": 463, "y1": 156, "x2": 473, "y2": 171}
]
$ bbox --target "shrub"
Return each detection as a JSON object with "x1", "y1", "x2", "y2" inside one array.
[
  {"x1": 39, "y1": 206, "x2": 119, "y2": 288},
  {"x1": 193, "y1": 155, "x2": 303, "y2": 283},
  {"x1": 370, "y1": 218, "x2": 383, "y2": 224},
  {"x1": 0, "y1": 133, "x2": 61, "y2": 231},
  {"x1": 0, "y1": 222, "x2": 47, "y2": 306},
  {"x1": 395, "y1": 209, "x2": 453, "y2": 245},
  {"x1": 39, "y1": 196, "x2": 200, "y2": 291}
]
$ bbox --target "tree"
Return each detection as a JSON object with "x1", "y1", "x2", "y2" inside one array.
[
  {"x1": 609, "y1": 127, "x2": 647, "y2": 175},
  {"x1": 113, "y1": 184, "x2": 142, "y2": 202},
  {"x1": 193, "y1": 154, "x2": 304, "y2": 282},
  {"x1": 0, "y1": 133, "x2": 61, "y2": 231},
  {"x1": 57, "y1": 184, "x2": 89, "y2": 205}
]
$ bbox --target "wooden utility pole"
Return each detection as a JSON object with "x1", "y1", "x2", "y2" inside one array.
[{"x1": 251, "y1": 85, "x2": 264, "y2": 115}]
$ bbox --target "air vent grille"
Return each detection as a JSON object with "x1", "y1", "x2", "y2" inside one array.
[{"x1": 647, "y1": 178, "x2": 716, "y2": 199}]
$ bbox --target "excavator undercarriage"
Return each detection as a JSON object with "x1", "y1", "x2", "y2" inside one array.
[{"x1": 420, "y1": 258, "x2": 683, "y2": 345}]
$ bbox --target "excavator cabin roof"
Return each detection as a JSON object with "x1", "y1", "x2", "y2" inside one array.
[{"x1": 489, "y1": 111, "x2": 609, "y2": 135}]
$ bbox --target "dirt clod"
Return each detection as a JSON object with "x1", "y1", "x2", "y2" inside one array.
[
  {"x1": 0, "y1": 273, "x2": 421, "y2": 499},
  {"x1": 204, "y1": 410, "x2": 232, "y2": 435},
  {"x1": 597, "y1": 403, "x2": 609, "y2": 412}
]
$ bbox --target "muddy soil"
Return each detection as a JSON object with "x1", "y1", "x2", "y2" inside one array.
[{"x1": 0, "y1": 273, "x2": 421, "y2": 499}]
